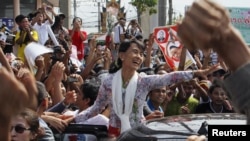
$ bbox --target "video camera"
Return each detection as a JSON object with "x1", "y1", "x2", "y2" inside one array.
[{"x1": 0, "y1": 24, "x2": 15, "y2": 44}]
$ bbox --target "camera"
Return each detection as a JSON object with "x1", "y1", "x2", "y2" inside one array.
[
  {"x1": 67, "y1": 76, "x2": 78, "y2": 83},
  {"x1": 130, "y1": 19, "x2": 136, "y2": 24},
  {"x1": 50, "y1": 46, "x2": 65, "y2": 61}
]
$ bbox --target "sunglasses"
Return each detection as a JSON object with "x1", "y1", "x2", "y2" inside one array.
[{"x1": 10, "y1": 125, "x2": 31, "y2": 134}]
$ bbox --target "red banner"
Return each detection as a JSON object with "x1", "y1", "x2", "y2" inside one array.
[{"x1": 154, "y1": 25, "x2": 195, "y2": 70}]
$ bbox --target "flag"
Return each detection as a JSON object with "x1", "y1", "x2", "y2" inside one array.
[{"x1": 153, "y1": 25, "x2": 196, "y2": 70}]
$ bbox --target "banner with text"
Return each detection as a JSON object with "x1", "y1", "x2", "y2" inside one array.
[{"x1": 228, "y1": 7, "x2": 250, "y2": 45}]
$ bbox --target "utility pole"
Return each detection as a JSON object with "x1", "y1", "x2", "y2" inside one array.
[
  {"x1": 74, "y1": 0, "x2": 77, "y2": 17},
  {"x1": 168, "y1": 0, "x2": 173, "y2": 25},
  {"x1": 59, "y1": 0, "x2": 71, "y2": 28},
  {"x1": 158, "y1": 0, "x2": 166, "y2": 26},
  {"x1": 97, "y1": 0, "x2": 101, "y2": 33}
]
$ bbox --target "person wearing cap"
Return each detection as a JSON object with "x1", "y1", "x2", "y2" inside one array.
[
  {"x1": 69, "y1": 17, "x2": 87, "y2": 61},
  {"x1": 194, "y1": 79, "x2": 212, "y2": 103}
]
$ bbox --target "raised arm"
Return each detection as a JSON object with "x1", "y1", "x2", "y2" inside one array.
[
  {"x1": 144, "y1": 66, "x2": 218, "y2": 91},
  {"x1": 74, "y1": 78, "x2": 110, "y2": 123}
]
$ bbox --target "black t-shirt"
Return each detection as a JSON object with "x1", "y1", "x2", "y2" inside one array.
[{"x1": 195, "y1": 102, "x2": 234, "y2": 114}]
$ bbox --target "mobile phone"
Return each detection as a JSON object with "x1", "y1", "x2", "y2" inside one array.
[{"x1": 67, "y1": 76, "x2": 78, "y2": 83}]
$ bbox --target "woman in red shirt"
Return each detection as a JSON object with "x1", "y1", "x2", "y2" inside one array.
[{"x1": 70, "y1": 17, "x2": 87, "y2": 61}]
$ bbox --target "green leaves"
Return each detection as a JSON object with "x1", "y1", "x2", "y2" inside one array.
[
  {"x1": 131, "y1": 0, "x2": 157, "y2": 15},
  {"x1": 149, "y1": 8, "x2": 157, "y2": 15}
]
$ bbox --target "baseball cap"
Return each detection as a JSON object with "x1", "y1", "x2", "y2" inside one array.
[
  {"x1": 199, "y1": 80, "x2": 212, "y2": 91},
  {"x1": 213, "y1": 66, "x2": 226, "y2": 77}
]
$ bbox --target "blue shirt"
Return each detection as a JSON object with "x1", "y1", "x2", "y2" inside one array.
[
  {"x1": 38, "y1": 118, "x2": 55, "y2": 141},
  {"x1": 147, "y1": 99, "x2": 163, "y2": 113}
]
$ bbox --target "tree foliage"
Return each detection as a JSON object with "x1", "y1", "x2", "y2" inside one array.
[
  {"x1": 131, "y1": 0, "x2": 157, "y2": 15},
  {"x1": 131, "y1": 0, "x2": 157, "y2": 24}
]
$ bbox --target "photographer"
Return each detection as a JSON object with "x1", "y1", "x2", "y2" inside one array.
[
  {"x1": 126, "y1": 19, "x2": 142, "y2": 40},
  {"x1": 81, "y1": 38, "x2": 112, "y2": 81},
  {"x1": 14, "y1": 14, "x2": 38, "y2": 63},
  {"x1": 69, "y1": 17, "x2": 87, "y2": 61}
]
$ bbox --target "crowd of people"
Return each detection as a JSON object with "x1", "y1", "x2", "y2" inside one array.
[{"x1": 1, "y1": 0, "x2": 250, "y2": 141}]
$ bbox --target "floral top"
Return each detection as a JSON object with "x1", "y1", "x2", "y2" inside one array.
[{"x1": 75, "y1": 71, "x2": 194, "y2": 129}]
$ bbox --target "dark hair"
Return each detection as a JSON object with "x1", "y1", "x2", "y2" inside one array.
[
  {"x1": 109, "y1": 40, "x2": 145, "y2": 73},
  {"x1": 36, "y1": 81, "x2": 49, "y2": 106},
  {"x1": 135, "y1": 34, "x2": 143, "y2": 40},
  {"x1": 15, "y1": 14, "x2": 26, "y2": 24},
  {"x1": 154, "y1": 63, "x2": 165, "y2": 74},
  {"x1": 51, "y1": 16, "x2": 62, "y2": 31},
  {"x1": 143, "y1": 39, "x2": 149, "y2": 44},
  {"x1": 212, "y1": 69, "x2": 226, "y2": 77},
  {"x1": 208, "y1": 79, "x2": 225, "y2": 95},
  {"x1": 27, "y1": 12, "x2": 36, "y2": 21},
  {"x1": 19, "y1": 108, "x2": 44, "y2": 140},
  {"x1": 130, "y1": 19, "x2": 136, "y2": 24},
  {"x1": 72, "y1": 17, "x2": 82, "y2": 25},
  {"x1": 59, "y1": 13, "x2": 66, "y2": 19},
  {"x1": 119, "y1": 17, "x2": 126, "y2": 21},
  {"x1": 80, "y1": 80, "x2": 101, "y2": 106}
]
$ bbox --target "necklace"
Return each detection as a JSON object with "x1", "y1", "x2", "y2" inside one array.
[{"x1": 209, "y1": 102, "x2": 223, "y2": 113}]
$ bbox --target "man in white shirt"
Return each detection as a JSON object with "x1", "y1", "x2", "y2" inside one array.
[
  {"x1": 112, "y1": 18, "x2": 126, "y2": 60},
  {"x1": 113, "y1": 18, "x2": 126, "y2": 45},
  {"x1": 32, "y1": 11, "x2": 58, "y2": 46}
]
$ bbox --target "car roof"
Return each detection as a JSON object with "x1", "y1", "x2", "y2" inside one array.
[{"x1": 144, "y1": 113, "x2": 246, "y2": 139}]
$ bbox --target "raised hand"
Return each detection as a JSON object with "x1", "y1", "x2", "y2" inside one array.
[
  {"x1": 0, "y1": 67, "x2": 29, "y2": 120},
  {"x1": 0, "y1": 67, "x2": 29, "y2": 141},
  {"x1": 186, "y1": 135, "x2": 206, "y2": 141},
  {"x1": 145, "y1": 110, "x2": 164, "y2": 120},
  {"x1": 193, "y1": 64, "x2": 220, "y2": 79},
  {"x1": 51, "y1": 62, "x2": 66, "y2": 82},
  {"x1": 63, "y1": 90, "x2": 77, "y2": 105},
  {"x1": 178, "y1": 0, "x2": 250, "y2": 72},
  {"x1": 180, "y1": 104, "x2": 190, "y2": 114},
  {"x1": 17, "y1": 68, "x2": 38, "y2": 110},
  {"x1": 42, "y1": 115, "x2": 68, "y2": 133},
  {"x1": 35, "y1": 55, "x2": 45, "y2": 70},
  {"x1": 178, "y1": 0, "x2": 231, "y2": 51}
]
